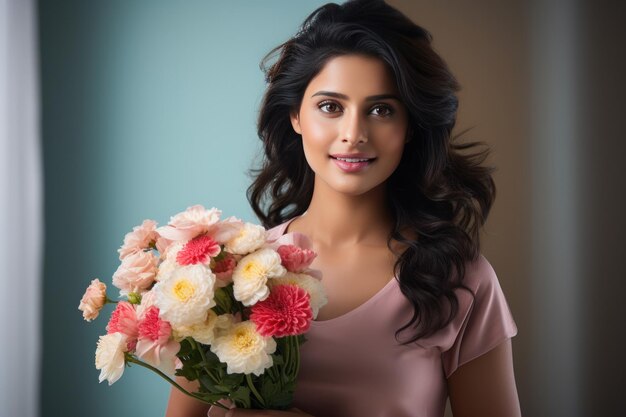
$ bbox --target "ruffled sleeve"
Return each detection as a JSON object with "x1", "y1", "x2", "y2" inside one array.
[{"x1": 440, "y1": 254, "x2": 518, "y2": 378}]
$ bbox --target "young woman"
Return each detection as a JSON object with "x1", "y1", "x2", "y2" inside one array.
[{"x1": 166, "y1": 1, "x2": 521, "y2": 416}]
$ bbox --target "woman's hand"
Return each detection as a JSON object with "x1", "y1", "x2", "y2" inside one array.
[{"x1": 208, "y1": 406, "x2": 313, "y2": 417}]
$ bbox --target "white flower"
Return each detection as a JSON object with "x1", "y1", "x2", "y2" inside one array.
[
  {"x1": 232, "y1": 248, "x2": 286, "y2": 306},
  {"x1": 153, "y1": 264, "x2": 216, "y2": 327},
  {"x1": 225, "y1": 222, "x2": 267, "y2": 255},
  {"x1": 172, "y1": 309, "x2": 220, "y2": 345},
  {"x1": 95, "y1": 332, "x2": 128, "y2": 385},
  {"x1": 210, "y1": 321, "x2": 276, "y2": 376},
  {"x1": 270, "y1": 272, "x2": 328, "y2": 319},
  {"x1": 213, "y1": 313, "x2": 240, "y2": 338},
  {"x1": 156, "y1": 252, "x2": 180, "y2": 283}
]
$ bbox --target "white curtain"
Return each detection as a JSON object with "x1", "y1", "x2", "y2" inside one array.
[{"x1": 0, "y1": 1, "x2": 42, "y2": 417}]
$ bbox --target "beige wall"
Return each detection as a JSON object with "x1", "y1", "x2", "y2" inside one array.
[
  {"x1": 387, "y1": 1, "x2": 531, "y2": 415},
  {"x1": 387, "y1": 1, "x2": 626, "y2": 416}
]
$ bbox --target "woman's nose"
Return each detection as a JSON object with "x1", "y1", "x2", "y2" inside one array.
[{"x1": 341, "y1": 110, "x2": 368, "y2": 145}]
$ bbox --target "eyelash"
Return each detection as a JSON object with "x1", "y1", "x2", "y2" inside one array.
[{"x1": 317, "y1": 100, "x2": 394, "y2": 117}]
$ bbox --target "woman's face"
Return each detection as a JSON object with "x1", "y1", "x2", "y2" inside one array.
[{"x1": 290, "y1": 54, "x2": 409, "y2": 197}]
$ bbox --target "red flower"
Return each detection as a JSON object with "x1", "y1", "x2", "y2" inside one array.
[
  {"x1": 176, "y1": 234, "x2": 221, "y2": 266},
  {"x1": 277, "y1": 244, "x2": 316, "y2": 273},
  {"x1": 106, "y1": 301, "x2": 138, "y2": 351},
  {"x1": 137, "y1": 306, "x2": 172, "y2": 345},
  {"x1": 250, "y1": 284, "x2": 313, "y2": 337},
  {"x1": 212, "y1": 252, "x2": 237, "y2": 282}
]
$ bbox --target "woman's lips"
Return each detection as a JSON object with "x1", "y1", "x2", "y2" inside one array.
[{"x1": 329, "y1": 155, "x2": 376, "y2": 173}]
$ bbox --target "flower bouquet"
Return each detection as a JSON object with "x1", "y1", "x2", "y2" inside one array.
[{"x1": 78, "y1": 205, "x2": 326, "y2": 410}]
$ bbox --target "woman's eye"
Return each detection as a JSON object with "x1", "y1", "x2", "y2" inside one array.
[
  {"x1": 319, "y1": 101, "x2": 341, "y2": 113},
  {"x1": 371, "y1": 105, "x2": 393, "y2": 117}
]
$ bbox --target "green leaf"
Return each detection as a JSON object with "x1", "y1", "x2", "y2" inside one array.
[
  {"x1": 213, "y1": 287, "x2": 233, "y2": 314},
  {"x1": 268, "y1": 390, "x2": 295, "y2": 410},
  {"x1": 177, "y1": 338, "x2": 194, "y2": 357},
  {"x1": 221, "y1": 372, "x2": 244, "y2": 388},
  {"x1": 230, "y1": 386, "x2": 251, "y2": 409},
  {"x1": 198, "y1": 374, "x2": 220, "y2": 393},
  {"x1": 270, "y1": 354, "x2": 284, "y2": 366},
  {"x1": 260, "y1": 378, "x2": 280, "y2": 399}
]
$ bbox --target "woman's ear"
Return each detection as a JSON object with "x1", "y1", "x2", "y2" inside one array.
[{"x1": 290, "y1": 111, "x2": 302, "y2": 135}]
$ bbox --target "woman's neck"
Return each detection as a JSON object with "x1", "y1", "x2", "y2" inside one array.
[{"x1": 293, "y1": 180, "x2": 394, "y2": 248}]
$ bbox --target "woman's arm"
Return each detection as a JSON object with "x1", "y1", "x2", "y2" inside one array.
[
  {"x1": 164, "y1": 376, "x2": 211, "y2": 417},
  {"x1": 447, "y1": 338, "x2": 522, "y2": 417}
]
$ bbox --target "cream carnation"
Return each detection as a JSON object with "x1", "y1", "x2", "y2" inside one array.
[
  {"x1": 210, "y1": 320, "x2": 276, "y2": 376},
  {"x1": 95, "y1": 332, "x2": 128, "y2": 385},
  {"x1": 153, "y1": 264, "x2": 216, "y2": 327},
  {"x1": 172, "y1": 309, "x2": 220, "y2": 345},
  {"x1": 156, "y1": 205, "x2": 221, "y2": 242},
  {"x1": 270, "y1": 271, "x2": 328, "y2": 319},
  {"x1": 232, "y1": 248, "x2": 286, "y2": 306},
  {"x1": 118, "y1": 219, "x2": 159, "y2": 260},
  {"x1": 211, "y1": 216, "x2": 245, "y2": 244},
  {"x1": 213, "y1": 313, "x2": 241, "y2": 339},
  {"x1": 225, "y1": 222, "x2": 267, "y2": 255},
  {"x1": 112, "y1": 250, "x2": 158, "y2": 296},
  {"x1": 78, "y1": 278, "x2": 107, "y2": 321}
]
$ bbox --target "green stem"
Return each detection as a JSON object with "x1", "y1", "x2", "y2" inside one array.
[
  {"x1": 294, "y1": 335, "x2": 301, "y2": 378},
  {"x1": 104, "y1": 296, "x2": 118, "y2": 304},
  {"x1": 245, "y1": 374, "x2": 266, "y2": 408},
  {"x1": 125, "y1": 355, "x2": 229, "y2": 410},
  {"x1": 283, "y1": 337, "x2": 291, "y2": 376},
  {"x1": 269, "y1": 362, "x2": 279, "y2": 383},
  {"x1": 286, "y1": 336, "x2": 297, "y2": 377},
  {"x1": 188, "y1": 338, "x2": 220, "y2": 385}
]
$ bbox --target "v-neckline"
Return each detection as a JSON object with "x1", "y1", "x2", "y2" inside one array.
[{"x1": 276, "y1": 216, "x2": 398, "y2": 327}]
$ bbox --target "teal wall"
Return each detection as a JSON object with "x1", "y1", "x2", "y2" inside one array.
[{"x1": 38, "y1": 1, "x2": 332, "y2": 416}]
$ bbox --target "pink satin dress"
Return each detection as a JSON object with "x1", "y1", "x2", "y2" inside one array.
[{"x1": 266, "y1": 217, "x2": 518, "y2": 417}]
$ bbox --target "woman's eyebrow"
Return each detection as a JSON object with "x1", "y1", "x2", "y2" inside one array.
[{"x1": 311, "y1": 90, "x2": 401, "y2": 102}]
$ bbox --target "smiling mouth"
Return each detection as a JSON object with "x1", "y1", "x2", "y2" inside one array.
[
  {"x1": 329, "y1": 155, "x2": 376, "y2": 173},
  {"x1": 329, "y1": 155, "x2": 377, "y2": 162}
]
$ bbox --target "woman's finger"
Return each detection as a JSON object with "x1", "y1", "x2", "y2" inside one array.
[{"x1": 207, "y1": 399, "x2": 235, "y2": 417}]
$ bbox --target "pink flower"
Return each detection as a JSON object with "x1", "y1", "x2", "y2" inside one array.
[
  {"x1": 136, "y1": 306, "x2": 180, "y2": 375},
  {"x1": 106, "y1": 301, "x2": 139, "y2": 351},
  {"x1": 277, "y1": 244, "x2": 317, "y2": 273},
  {"x1": 250, "y1": 284, "x2": 313, "y2": 337},
  {"x1": 137, "y1": 306, "x2": 171, "y2": 344},
  {"x1": 156, "y1": 205, "x2": 221, "y2": 242},
  {"x1": 265, "y1": 231, "x2": 321, "y2": 279},
  {"x1": 176, "y1": 234, "x2": 221, "y2": 266},
  {"x1": 136, "y1": 290, "x2": 157, "y2": 320},
  {"x1": 155, "y1": 236, "x2": 174, "y2": 255},
  {"x1": 78, "y1": 278, "x2": 107, "y2": 322},
  {"x1": 118, "y1": 219, "x2": 160, "y2": 260},
  {"x1": 112, "y1": 250, "x2": 158, "y2": 296},
  {"x1": 212, "y1": 252, "x2": 237, "y2": 286}
]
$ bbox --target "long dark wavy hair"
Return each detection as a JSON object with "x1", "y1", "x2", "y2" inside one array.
[{"x1": 247, "y1": 0, "x2": 496, "y2": 345}]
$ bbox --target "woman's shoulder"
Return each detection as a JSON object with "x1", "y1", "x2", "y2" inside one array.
[
  {"x1": 416, "y1": 254, "x2": 517, "y2": 351},
  {"x1": 461, "y1": 253, "x2": 501, "y2": 294}
]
